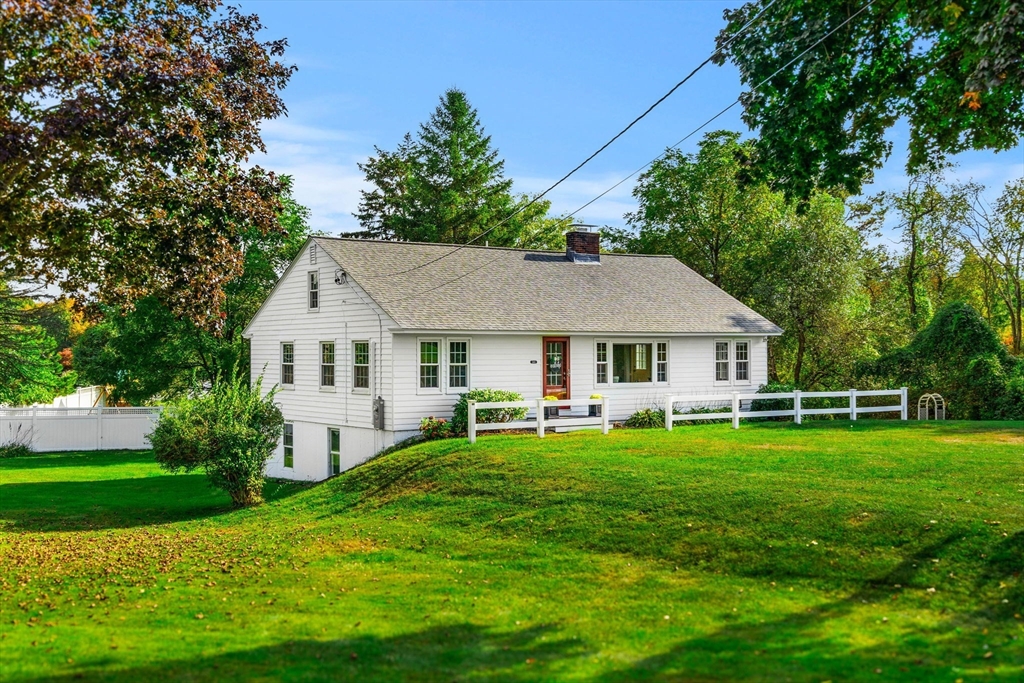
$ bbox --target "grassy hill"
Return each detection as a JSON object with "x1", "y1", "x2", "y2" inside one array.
[{"x1": 1, "y1": 420, "x2": 1021, "y2": 682}]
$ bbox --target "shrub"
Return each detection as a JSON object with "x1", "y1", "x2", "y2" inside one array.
[
  {"x1": 419, "y1": 416, "x2": 452, "y2": 440},
  {"x1": 149, "y1": 373, "x2": 283, "y2": 507},
  {"x1": 857, "y1": 302, "x2": 1024, "y2": 420},
  {"x1": 750, "y1": 381, "x2": 796, "y2": 420},
  {"x1": 450, "y1": 389, "x2": 528, "y2": 435},
  {"x1": 0, "y1": 424, "x2": 34, "y2": 458},
  {"x1": 624, "y1": 408, "x2": 665, "y2": 429}
]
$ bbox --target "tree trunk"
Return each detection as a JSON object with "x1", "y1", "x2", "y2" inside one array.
[
  {"x1": 906, "y1": 217, "x2": 919, "y2": 325},
  {"x1": 793, "y1": 328, "x2": 806, "y2": 387},
  {"x1": 229, "y1": 484, "x2": 264, "y2": 508}
]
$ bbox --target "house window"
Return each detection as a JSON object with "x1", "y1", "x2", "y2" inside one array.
[
  {"x1": 735, "y1": 341, "x2": 750, "y2": 382},
  {"x1": 320, "y1": 342, "x2": 335, "y2": 387},
  {"x1": 448, "y1": 340, "x2": 469, "y2": 389},
  {"x1": 612, "y1": 343, "x2": 653, "y2": 383},
  {"x1": 419, "y1": 340, "x2": 439, "y2": 389},
  {"x1": 283, "y1": 423, "x2": 294, "y2": 468},
  {"x1": 308, "y1": 272, "x2": 319, "y2": 310},
  {"x1": 595, "y1": 341, "x2": 608, "y2": 384},
  {"x1": 328, "y1": 427, "x2": 340, "y2": 476},
  {"x1": 281, "y1": 343, "x2": 294, "y2": 386},
  {"x1": 715, "y1": 341, "x2": 730, "y2": 382},
  {"x1": 353, "y1": 341, "x2": 370, "y2": 391},
  {"x1": 656, "y1": 342, "x2": 668, "y2": 383}
]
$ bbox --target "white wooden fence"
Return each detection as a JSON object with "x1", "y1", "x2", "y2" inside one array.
[
  {"x1": 467, "y1": 397, "x2": 609, "y2": 444},
  {"x1": 665, "y1": 387, "x2": 908, "y2": 430},
  {"x1": 0, "y1": 407, "x2": 163, "y2": 452}
]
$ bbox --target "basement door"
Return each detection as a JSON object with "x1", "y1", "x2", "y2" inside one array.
[{"x1": 542, "y1": 337, "x2": 570, "y2": 400}]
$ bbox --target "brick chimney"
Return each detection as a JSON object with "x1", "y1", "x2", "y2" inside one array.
[{"x1": 565, "y1": 225, "x2": 600, "y2": 264}]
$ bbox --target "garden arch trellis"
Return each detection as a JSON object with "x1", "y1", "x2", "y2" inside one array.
[{"x1": 917, "y1": 393, "x2": 945, "y2": 421}]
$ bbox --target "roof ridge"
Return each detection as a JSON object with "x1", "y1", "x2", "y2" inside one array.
[{"x1": 313, "y1": 236, "x2": 677, "y2": 258}]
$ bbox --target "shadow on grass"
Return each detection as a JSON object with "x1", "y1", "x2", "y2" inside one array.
[
  {"x1": 0, "y1": 474, "x2": 309, "y2": 532},
  {"x1": 31, "y1": 622, "x2": 589, "y2": 683},
  {"x1": 597, "y1": 533, "x2": 1021, "y2": 682},
  {"x1": 0, "y1": 450, "x2": 157, "y2": 471}
]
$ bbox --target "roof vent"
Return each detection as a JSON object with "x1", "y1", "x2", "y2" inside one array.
[{"x1": 566, "y1": 224, "x2": 600, "y2": 264}]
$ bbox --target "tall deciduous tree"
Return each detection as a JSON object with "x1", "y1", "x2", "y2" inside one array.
[
  {"x1": 961, "y1": 179, "x2": 1024, "y2": 354},
  {"x1": 714, "y1": 1, "x2": 1024, "y2": 199},
  {"x1": 355, "y1": 89, "x2": 569, "y2": 246},
  {"x1": 618, "y1": 131, "x2": 785, "y2": 301},
  {"x1": 74, "y1": 180, "x2": 314, "y2": 403},
  {"x1": 0, "y1": 0, "x2": 294, "y2": 324}
]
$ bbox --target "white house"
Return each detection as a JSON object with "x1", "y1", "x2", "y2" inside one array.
[{"x1": 244, "y1": 229, "x2": 782, "y2": 481}]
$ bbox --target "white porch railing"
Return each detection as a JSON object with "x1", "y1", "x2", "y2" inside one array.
[
  {"x1": 0, "y1": 407, "x2": 163, "y2": 452},
  {"x1": 467, "y1": 397, "x2": 609, "y2": 444},
  {"x1": 664, "y1": 387, "x2": 908, "y2": 430}
]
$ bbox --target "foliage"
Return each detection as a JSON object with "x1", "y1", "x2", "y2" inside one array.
[
  {"x1": 714, "y1": 1, "x2": 1024, "y2": 199},
  {"x1": 858, "y1": 302, "x2": 1023, "y2": 420},
  {"x1": 2, "y1": 422, "x2": 1021, "y2": 681},
  {"x1": 0, "y1": 423, "x2": 34, "y2": 459},
  {"x1": 450, "y1": 388, "x2": 528, "y2": 435},
  {"x1": 0, "y1": 0, "x2": 294, "y2": 325},
  {"x1": 354, "y1": 89, "x2": 571, "y2": 246},
  {"x1": 959, "y1": 178, "x2": 1024, "y2": 354},
  {"x1": 623, "y1": 407, "x2": 665, "y2": 429},
  {"x1": 0, "y1": 282, "x2": 76, "y2": 406},
  {"x1": 617, "y1": 131, "x2": 785, "y2": 298},
  {"x1": 149, "y1": 373, "x2": 283, "y2": 507},
  {"x1": 749, "y1": 381, "x2": 796, "y2": 417},
  {"x1": 419, "y1": 416, "x2": 452, "y2": 441},
  {"x1": 73, "y1": 180, "x2": 313, "y2": 404}
]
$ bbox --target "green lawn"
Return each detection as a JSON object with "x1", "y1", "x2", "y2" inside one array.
[{"x1": 1, "y1": 421, "x2": 1021, "y2": 682}]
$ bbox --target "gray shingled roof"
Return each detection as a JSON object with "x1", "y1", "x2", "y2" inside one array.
[{"x1": 314, "y1": 238, "x2": 782, "y2": 335}]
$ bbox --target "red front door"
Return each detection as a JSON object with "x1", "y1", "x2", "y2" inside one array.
[{"x1": 542, "y1": 337, "x2": 570, "y2": 400}]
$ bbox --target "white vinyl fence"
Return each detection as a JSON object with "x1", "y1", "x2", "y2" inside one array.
[
  {"x1": 0, "y1": 407, "x2": 162, "y2": 452},
  {"x1": 467, "y1": 397, "x2": 610, "y2": 444},
  {"x1": 665, "y1": 387, "x2": 908, "y2": 430}
]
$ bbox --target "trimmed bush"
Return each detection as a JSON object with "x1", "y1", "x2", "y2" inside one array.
[
  {"x1": 450, "y1": 389, "x2": 528, "y2": 435},
  {"x1": 149, "y1": 373, "x2": 283, "y2": 507}
]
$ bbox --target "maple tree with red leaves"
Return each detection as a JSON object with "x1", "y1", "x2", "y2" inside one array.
[{"x1": 0, "y1": 0, "x2": 294, "y2": 325}]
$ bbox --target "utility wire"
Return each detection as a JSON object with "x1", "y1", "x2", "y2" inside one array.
[
  {"x1": 365, "y1": 0, "x2": 778, "y2": 280},
  {"x1": 569, "y1": 0, "x2": 876, "y2": 219},
  {"x1": 376, "y1": 0, "x2": 873, "y2": 305}
]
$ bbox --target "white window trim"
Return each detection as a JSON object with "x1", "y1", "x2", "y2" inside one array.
[
  {"x1": 352, "y1": 339, "x2": 371, "y2": 395},
  {"x1": 283, "y1": 423, "x2": 294, "y2": 468},
  {"x1": 655, "y1": 340, "x2": 670, "y2": 385},
  {"x1": 594, "y1": 339, "x2": 610, "y2": 387},
  {"x1": 319, "y1": 340, "x2": 336, "y2": 392},
  {"x1": 417, "y1": 337, "x2": 443, "y2": 395},
  {"x1": 733, "y1": 339, "x2": 752, "y2": 386},
  {"x1": 445, "y1": 337, "x2": 471, "y2": 394},
  {"x1": 307, "y1": 270, "x2": 320, "y2": 312},
  {"x1": 713, "y1": 339, "x2": 753, "y2": 386},
  {"x1": 603, "y1": 339, "x2": 662, "y2": 387},
  {"x1": 280, "y1": 341, "x2": 295, "y2": 389}
]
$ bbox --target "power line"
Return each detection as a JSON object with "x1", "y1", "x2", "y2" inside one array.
[
  {"x1": 569, "y1": 0, "x2": 876, "y2": 219},
  {"x1": 365, "y1": 0, "x2": 778, "y2": 280},
  {"x1": 376, "y1": 0, "x2": 874, "y2": 305}
]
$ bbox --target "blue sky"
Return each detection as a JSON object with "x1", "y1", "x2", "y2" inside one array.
[{"x1": 246, "y1": 0, "x2": 1024, "y2": 237}]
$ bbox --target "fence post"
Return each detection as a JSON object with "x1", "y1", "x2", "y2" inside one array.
[
  {"x1": 849, "y1": 388, "x2": 857, "y2": 421},
  {"x1": 732, "y1": 392, "x2": 740, "y2": 429},
  {"x1": 97, "y1": 406, "x2": 103, "y2": 450},
  {"x1": 793, "y1": 390, "x2": 802, "y2": 425},
  {"x1": 30, "y1": 406, "x2": 36, "y2": 442},
  {"x1": 601, "y1": 397, "x2": 610, "y2": 435},
  {"x1": 536, "y1": 399, "x2": 545, "y2": 438},
  {"x1": 900, "y1": 387, "x2": 908, "y2": 420},
  {"x1": 468, "y1": 400, "x2": 476, "y2": 444},
  {"x1": 665, "y1": 396, "x2": 674, "y2": 431}
]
